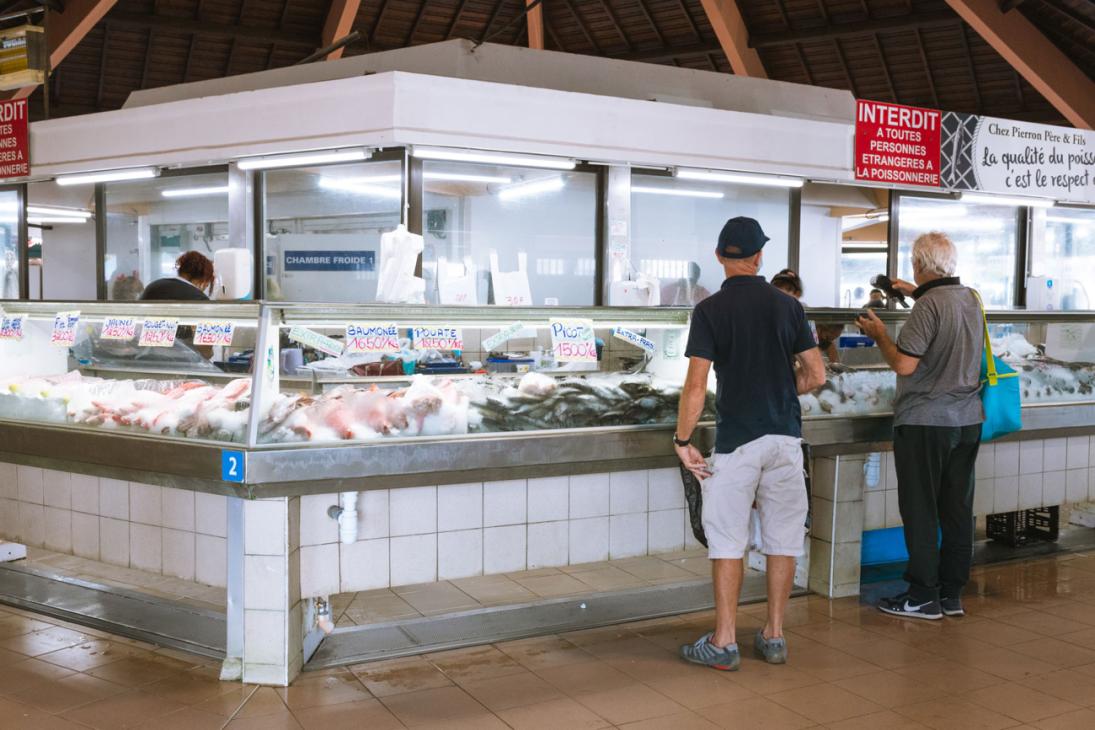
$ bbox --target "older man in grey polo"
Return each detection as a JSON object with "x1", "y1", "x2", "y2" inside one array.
[{"x1": 857, "y1": 231, "x2": 984, "y2": 620}]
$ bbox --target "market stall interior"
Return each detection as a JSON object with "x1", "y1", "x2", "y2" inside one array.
[{"x1": 1, "y1": 40, "x2": 1094, "y2": 686}]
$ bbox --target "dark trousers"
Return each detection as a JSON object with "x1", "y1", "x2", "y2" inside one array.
[{"x1": 893, "y1": 424, "x2": 981, "y2": 603}]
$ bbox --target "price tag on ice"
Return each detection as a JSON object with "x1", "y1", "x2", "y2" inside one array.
[
  {"x1": 138, "y1": 318, "x2": 179, "y2": 348},
  {"x1": 612, "y1": 327, "x2": 656, "y2": 354},
  {"x1": 550, "y1": 318, "x2": 597, "y2": 362},
  {"x1": 194, "y1": 321, "x2": 235, "y2": 347},
  {"x1": 345, "y1": 323, "x2": 400, "y2": 354},
  {"x1": 50, "y1": 310, "x2": 80, "y2": 347},
  {"x1": 100, "y1": 316, "x2": 137, "y2": 341},
  {"x1": 413, "y1": 326, "x2": 463, "y2": 351},
  {"x1": 288, "y1": 326, "x2": 344, "y2": 357},
  {"x1": 0, "y1": 313, "x2": 25, "y2": 341},
  {"x1": 482, "y1": 322, "x2": 524, "y2": 352}
]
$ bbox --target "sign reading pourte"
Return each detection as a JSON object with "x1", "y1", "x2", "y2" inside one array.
[
  {"x1": 412, "y1": 326, "x2": 463, "y2": 351},
  {"x1": 855, "y1": 100, "x2": 941, "y2": 187},
  {"x1": 550, "y1": 318, "x2": 597, "y2": 362},
  {"x1": 0, "y1": 313, "x2": 24, "y2": 340},
  {"x1": 194, "y1": 321, "x2": 235, "y2": 347},
  {"x1": 284, "y1": 251, "x2": 375, "y2": 272},
  {"x1": 345, "y1": 323, "x2": 400, "y2": 354},
  {"x1": 100, "y1": 317, "x2": 137, "y2": 340},
  {"x1": 50, "y1": 311, "x2": 80, "y2": 347},
  {"x1": 138, "y1": 318, "x2": 179, "y2": 348},
  {"x1": 0, "y1": 99, "x2": 29, "y2": 179}
]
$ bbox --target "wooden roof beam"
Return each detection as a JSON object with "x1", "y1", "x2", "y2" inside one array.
[
  {"x1": 945, "y1": 0, "x2": 1095, "y2": 128},
  {"x1": 750, "y1": 10, "x2": 957, "y2": 47},
  {"x1": 699, "y1": 0, "x2": 766, "y2": 76},
  {"x1": 320, "y1": 0, "x2": 362, "y2": 60},
  {"x1": 527, "y1": 0, "x2": 544, "y2": 49}
]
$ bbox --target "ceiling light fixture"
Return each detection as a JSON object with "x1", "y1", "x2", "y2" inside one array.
[
  {"x1": 675, "y1": 168, "x2": 804, "y2": 188},
  {"x1": 412, "y1": 147, "x2": 577, "y2": 170},
  {"x1": 425, "y1": 172, "x2": 513, "y2": 184},
  {"x1": 27, "y1": 206, "x2": 92, "y2": 219},
  {"x1": 631, "y1": 185, "x2": 724, "y2": 199},
  {"x1": 318, "y1": 178, "x2": 402, "y2": 199},
  {"x1": 56, "y1": 167, "x2": 159, "y2": 186},
  {"x1": 960, "y1": 192, "x2": 1054, "y2": 208},
  {"x1": 497, "y1": 177, "x2": 566, "y2": 200},
  {"x1": 237, "y1": 148, "x2": 369, "y2": 171},
  {"x1": 161, "y1": 185, "x2": 230, "y2": 198}
]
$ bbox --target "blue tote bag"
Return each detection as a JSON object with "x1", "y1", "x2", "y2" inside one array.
[{"x1": 973, "y1": 291, "x2": 1021, "y2": 441}]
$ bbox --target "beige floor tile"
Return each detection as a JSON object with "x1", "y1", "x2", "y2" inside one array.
[
  {"x1": 1019, "y1": 667, "x2": 1095, "y2": 706},
  {"x1": 6, "y1": 672, "x2": 127, "y2": 714},
  {"x1": 495, "y1": 635, "x2": 596, "y2": 670},
  {"x1": 291, "y1": 697, "x2": 404, "y2": 730},
  {"x1": 0, "y1": 656, "x2": 76, "y2": 692},
  {"x1": 513, "y1": 572, "x2": 591, "y2": 597},
  {"x1": 966, "y1": 682, "x2": 1082, "y2": 723},
  {"x1": 133, "y1": 707, "x2": 227, "y2": 730},
  {"x1": 60, "y1": 689, "x2": 187, "y2": 730},
  {"x1": 783, "y1": 640, "x2": 878, "y2": 682},
  {"x1": 837, "y1": 636, "x2": 939, "y2": 670},
  {"x1": 768, "y1": 682, "x2": 882, "y2": 724},
  {"x1": 85, "y1": 655, "x2": 190, "y2": 687},
  {"x1": 720, "y1": 660, "x2": 823, "y2": 695},
  {"x1": 640, "y1": 671, "x2": 755, "y2": 709},
  {"x1": 379, "y1": 685, "x2": 488, "y2": 726},
  {"x1": 505, "y1": 567, "x2": 563, "y2": 580},
  {"x1": 612, "y1": 557, "x2": 695, "y2": 582},
  {"x1": 535, "y1": 660, "x2": 636, "y2": 695},
  {"x1": 0, "y1": 626, "x2": 94, "y2": 657},
  {"x1": 948, "y1": 643, "x2": 1059, "y2": 681},
  {"x1": 427, "y1": 645, "x2": 526, "y2": 684},
  {"x1": 0, "y1": 696, "x2": 93, "y2": 730},
  {"x1": 38, "y1": 639, "x2": 151, "y2": 672},
  {"x1": 895, "y1": 697, "x2": 1024, "y2": 730},
  {"x1": 1009, "y1": 636, "x2": 1095, "y2": 668},
  {"x1": 892, "y1": 659, "x2": 1005, "y2": 694},
  {"x1": 1040, "y1": 601, "x2": 1095, "y2": 626},
  {"x1": 0, "y1": 615, "x2": 53, "y2": 640},
  {"x1": 559, "y1": 623, "x2": 638, "y2": 646},
  {"x1": 449, "y1": 575, "x2": 536, "y2": 605},
  {"x1": 573, "y1": 683, "x2": 686, "y2": 725},
  {"x1": 832, "y1": 669, "x2": 943, "y2": 707},
  {"x1": 825, "y1": 709, "x2": 932, "y2": 730},
  {"x1": 394, "y1": 582, "x2": 481, "y2": 616},
  {"x1": 696, "y1": 695, "x2": 816, "y2": 730},
  {"x1": 569, "y1": 566, "x2": 648, "y2": 591},
  {"x1": 618, "y1": 710, "x2": 722, "y2": 729},
  {"x1": 141, "y1": 670, "x2": 254, "y2": 706},
  {"x1": 351, "y1": 655, "x2": 455, "y2": 696},
  {"x1": 786, "y1": 620, "x2": 880, "y2": 648},
  {"x1": 233, "y1": 686, "x2": 293, "y2": 718},
  {"x1": 1033, "y1": 708, "x2": 1095, "y2": 730},
  {"x1": 460, "y1": 670, "x2": 563, "y2": 711},
  {"x1": 223, "y1": 714, "x2": 303, "y2": 729},
  {"x1": 496, "y1": 697, "x2": 613, "y2": 730},
  {"x1": 995, "y1": 610, "x2": 1092, "y2": 637},
  {"x1": 274, "y1": 673, "x2": 372, "y2": 710},
  {"x1": 190, "y1": 686, "x2": 258, "y2": 718}
]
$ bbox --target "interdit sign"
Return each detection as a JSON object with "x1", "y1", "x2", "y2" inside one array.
[{"x1": 854, "y1": 100, "x2": 942, "y2": 187}]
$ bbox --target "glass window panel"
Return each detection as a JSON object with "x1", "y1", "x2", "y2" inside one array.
[
  {"x1": 103, "y1": 171, "x2": 231, "y2": 300},
  {"x1": 1029, "y1": 207, "x2": 1095, "y2": 310},
  {"x1": 28, "y1": 181, "x2": 96, "y2": 300},
  {"x1": 630, "y1": 174, "x2": 790, "y2": 305},
  {"x1": 264, "y1": 159, "x2": 401, "y2": 303},
  {"x1": 421, "y1": 161, "x2": 597, "y2": 306},
  {"x1": 896, "y1": 196, "x2": 1018, "y2": 309},
  {"x1": 0, "y1": 188, "x2": 19, "y2": 299},
  {"x1": 840, "y1": 251, "x2": 887, "y2": 308}
]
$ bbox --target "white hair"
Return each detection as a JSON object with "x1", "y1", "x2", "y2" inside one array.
[{"x1": 911, "y1": 231, "x2": 958, "y2": 277}]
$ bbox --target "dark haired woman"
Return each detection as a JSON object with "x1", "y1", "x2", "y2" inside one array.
[{"x1": 140, "y1": 251, "x2": 214, "y2": 300}]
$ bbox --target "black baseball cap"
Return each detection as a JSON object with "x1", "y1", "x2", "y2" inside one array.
[{"x1": 717, "y1": 216, "x2": 769, "y2": 259}]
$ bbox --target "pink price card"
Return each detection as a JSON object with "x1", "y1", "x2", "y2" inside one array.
[
  {"x1": 50, "y1": 310, "x2": 80, "y2": 347},
  {"x1": 138, "y1": 318, "x2": 179, "y2": 348}
]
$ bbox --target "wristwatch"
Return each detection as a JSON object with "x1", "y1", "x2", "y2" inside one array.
[{"x1": 673, "y1": 433, "x2": 691, "y2": 447}]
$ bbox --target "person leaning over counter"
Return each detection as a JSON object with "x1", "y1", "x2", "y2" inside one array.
[
  {"x1": 856, "y1": 231, "x2": 984, "y2": 621},
  {"x1": 674, "y1": 216, "x2": 826, "y2": 671},
  {"x1": 140, "y1": 251, "x2": 215, "y2": 301}
]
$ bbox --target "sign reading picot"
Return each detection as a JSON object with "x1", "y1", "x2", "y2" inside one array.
[
  {"x1": 0, "y1": 99, "x2": 28, "y2": 179},
  {"x1": 855, "y1": 100, "x2": 942, "y2": 187}
]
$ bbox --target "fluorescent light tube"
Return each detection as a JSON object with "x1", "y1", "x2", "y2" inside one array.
[
  {"x1": 29, "y1": 217, "x2": 90, "y2": 225},
  {"x1": 1046, "y1": 215, "x2": 1095, "y2": 225},
  {"x1": 56, "y1": 167, "x2": 158, "y2": 186},
  {"x1": 318, "y1": 178, "x2": 402, "y2": 199},
  {"x1": 960, "y1": 193, "x2": 1054, "y2": 208},
  {"x1": 676, "y1": 168, "x2": 804, "y2": 188},
  {"x1": 413, "y1": 147, "x2": 576, "y2": 170},
  {"x1": 26, "y1": 206, "x2": 92, "y2": 219},
  {"x1": 497, "y1": 177, "x2": 566, "y2": 200},
  {"x1": 631, "y1": 185, "x2": 724, "y2": 199},
  {"x1": 425, "y1": 172, "x2": 512, "y2": 184},
  {"x1": 237, "y1": 149, "x2": 369, "y2": 170},
  {"x1": 161, "y1": 185, "x2": 230, "y2": 198}
]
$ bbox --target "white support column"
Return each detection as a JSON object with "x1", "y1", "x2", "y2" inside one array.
[{"x1": 809, "y1": 454, "x2": 867, "y2": 598}]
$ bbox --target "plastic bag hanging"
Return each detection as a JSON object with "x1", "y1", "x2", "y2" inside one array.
[{"x1": 376, "y1": 224, "x2": 426, "y2": 304}]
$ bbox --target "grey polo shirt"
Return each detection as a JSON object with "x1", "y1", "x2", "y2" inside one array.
[{"x1": 893, "y1": 277, "x2": 984, "y2": 428}]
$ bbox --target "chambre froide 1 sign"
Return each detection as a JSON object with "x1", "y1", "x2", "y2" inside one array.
[{"x1": 854, "y1": 100, "x2": 941, "y2": 188}]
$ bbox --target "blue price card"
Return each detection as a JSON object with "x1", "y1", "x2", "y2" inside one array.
[{"x1": 221, "y1": 450, "x2": 246, "y2": 483}]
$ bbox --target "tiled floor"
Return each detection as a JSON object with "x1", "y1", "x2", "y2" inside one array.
[{"x1": 3, "y1": 550, "x2": 1095, "y2": 728}]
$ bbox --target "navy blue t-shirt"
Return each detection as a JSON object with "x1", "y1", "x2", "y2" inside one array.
[{"x1": 685, "y1": 276, "x2": 816, "y2": 454}]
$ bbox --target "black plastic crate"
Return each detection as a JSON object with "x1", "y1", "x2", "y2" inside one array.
[{"x1": 986, "y1": 506, "x2": 1060, "y2": 547}]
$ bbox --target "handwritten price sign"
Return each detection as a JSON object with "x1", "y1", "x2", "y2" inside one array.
[
  {"x1": 550, "y1": 318, "x2": 597, "y2": 362},
  {"x1": 0, "y1": 313, "x2": 25, "y2": 341},
  {"x1": 288, "y1": 326, "x2": 344, "y2": 357},
  {"x1": 138, "y1": 318, "x2": 179, "y2": 348},
  {"x1": 612, "y1": 327, "x2": 656, "y2": 354},
  {"x1": 100, "y1": 317, "x2": 137, "y2": 341},
  {"x1": 345, "y1": 323, "x2": 400, "y2": 354},
  {"x1": 194, "y1": 321, "x2": 235, "y2": 347},
  {"x1": 50, "y1": 311, "x2": 80, "y2": 347},
  {"x1": 413, "y1": 326, "x2": 463, "y2": 351},
  {"x1": 482, "y1": 322, "x2": 525, "y2": 352}
]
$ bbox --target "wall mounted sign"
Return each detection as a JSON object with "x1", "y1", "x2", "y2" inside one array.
[
  {"x1": 854, "y1": 100, "x2": 942, "y2": 188},
  {"x1": 284, "y1": 251, "x2": 375, "y2": 272},
  {"x1": 0, "y1": 99, "x2": 29, "y2": 179}
]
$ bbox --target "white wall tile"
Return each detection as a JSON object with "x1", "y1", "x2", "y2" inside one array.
[
  {"x1": 973, "y1": 479, "x2": 994, "y2": 517},
  {"x1": 17, "y1": 466, "x2": 43, "y2": 504},
  {"x1": 71, "y1": 512, "x2": 99, "y2": 560},
  {"x1": 864, "y1": 492, "x2": 885, "y2": 531},
  {"x1": 483, "y1": 480, "x2": 526, "y2": 527},
  {"x1": 99, "y1": 517, "x2": 129, "y2": 567},
  {"x1": 0, "y1": 498, "x2": 15, "y2": 540},
  {"x1": 245, "y1": 554, "x2": 288, "y2": 611},
  {"x1": 648, "y1": 468, "x2": 685, "y2": 511},
  {"x1": 1090, "y1": 436, "x2": 1095, "y2": 472},
  {"x1": 162, "y1": 529, "x2": 196, "y2": 582},
  {"x1": 196, "y1": 534, "x2": 227, "y2": 588},
  {"x1": 610, "y1": 513, "x2": 647, "y2": 559},
  {"x1": 1043, "y1": 471, "x2": 1066, "y2": 507},
  {"x1": 244, "y1": 610, "x2": 285, "y2": 666},
  {"x1": 1066, "y1": 468, "x2": 1088, "y2": 504},
  {"x1": 483, "y1": 525, "x2": 526, "y2": 574},
  {"x1": 1044, "y1": 438, "x2": 1068, "y2": 471},
  {"x1": 300, "y1": 494, "x2": 338, "y2": 547},
  {"x1": 438, "y1": 483, "x2": 483, "y2": 532},
  {"x1": 974, "y1": 444, "x2": 995, "y2": 480},
  {"x1": 527, "y1": 477, "x2": 569, "y2": 523},
  {"x1": 569, "y1": 474, "x2": 609, "y2": 519},
  {"x1": 527, "y1": 521, "x2": 568, "y2": 569},
  {"x1": 130, "y1": 524, "x2": 162, "y2": 573},
  {"x1": 994, "y1": 443, "x2": 1019, "y2": 478},
  {"x1": 43, "y1": 507, "x2": 71, "y2": 553},
  {"x1": 129, "y1": 483, "x2": 162, "y2": 526},
  {"x1": 994, "y1": 475, "x2": 1019, "y2": 513},
  {"x1": 648, "y1": 509, "x2": 685, "y2": 554},
  {"x1": 357, "y1": 490, "x2": 389, "y2": 540},
  {"x1": 609, "y1": 471, "x2": 648, "y2": 515},
  {"x1": 340, "y1": 538, "x2": 389, "y2": 592},
  {"x1": 99, "y1": 478, "x2": 129, "y2": 520},
  {"x1": 884, "y1": 490, "x2": 902, "y2": 528},
  {"x1": 18, "y1": 502, "x2": 43, "y2": 546},
  {"x1": 569, "y1": 516, "x2": 609, "y2": 565},
  {"x1": 245, "y1": 499, "x2": 288, "y2": 556},
  {"x1": 1018, "y1": 473, "x2": 1043, "y2": 510},
  {"x1": 438, "y1": 529, "x2": 484, "y2": 580},
  {"x1": 0, "y1": 463, "x2": 16, "y2": 500},
  {"x1": 195, "y1": 493, "x2": 227, "y2": 537},
  {"x1": 161, "y1": 488, "x2": 196, "y2": 532},
  {"x1": 42, "y1": 470, "x2": 71, "y2": 509},
  {"x1": 70, "y1": 475, "x2": 98, "y2": 515},
  {"x1": 390, "y1": 534, "x2": 437, "y2": 586},
  {"x1": 389, "y1": 486, "x2": 437, "y2": 536},
  {"x1": 1019, "y1": 441, "x2": 1043, "y2": 476},
  {"x1": 300, "y1": 543, "x2": 339, "y2": 598},
  {"x1": 883, "y1": 451, "x2": 898, "y2": 490},
  {"x1": 1067, "y1": 437, "x2": 1089, "y2": 470}
]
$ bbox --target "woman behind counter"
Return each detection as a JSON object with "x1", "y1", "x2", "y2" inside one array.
[{"x1": 140, "y1": 251, "x2": 214, "y2": 301}]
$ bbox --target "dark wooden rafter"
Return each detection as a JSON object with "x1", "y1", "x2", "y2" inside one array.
[
  {"x1": 278, "y1": 0, "x2": 292, "y2": 28},
  {"x1": 749, "y1": 11, "x2": 959, "y2": 47},
  {"x1": 857, "y1": 0, "x2": 869, "y2": 18},
  {"x1": 139, "y1": 29, "x2": 153, "y2": 88},
  {"x1": 96, "y1": 25, "x2": 109, "y2": 110},
  {"x1": 183, "y1": 34, "x2": 197, "y2": 81},
  {"x1": 369, "y1": 0, "x2": 391, "y2": 45},
  {"x1": 814, "y1": 0, "x2": 829, "y2": 24},
  {"x1": 772, "y1": 0, "x2": 791, "y2": 29},
  {"x1": 1035, "y1": 0, "x2": 1095, "y2": 34},
  {"x1": 634, "y1": 0, "x2": 665, "y2": 46},
  {"x1": 675, "y1": 0, "x2": 702, "y2": 39},
  {"x1": 266, "y1": 43, "x2": 277, "y2": 69},
  {"x1": 999, "y1": 0, "x2": 1027, "y2": 12},
  {"x1": 237, "y1": 0, "x2": 248, "y2": 24},
  {"x1": 444, "y1": 0, "x2": 469, "y2": 39},
  {"x1": 596, "y1": 0, "x2": 632, "y2": 50},
  {"x1": 544, "y1": 13, "x2": 564, "y2": 50},
  {"x1": 562, "y1": 0, "x2": 601, "y2": 52},
  {"x1": 872, "y1": 34, "x2": 896, "y2": 101},
  {"x1": 479, "y1": 0, "x2": 506, "y2": 43},
  {"x1": 795, "y1": 43, "x2": 813, "y2": 84},
  {"x1": 405, "y1": 0, "x2": 428, "y2": 45},
  {"x1": 225, "y1": 37, "x2": 237, "y2": 75},
  {"x1": 1013, "y1": 68, "x2": 1025, "y2": 107},
  {"x1": 107, "y1": 12, "x2": 312, "y2": 46},
  {"x1": 914, "y1": 27, "x2": 939, "y2": 107},
  {"x1": 832, "y1": 37, "x2": 856, "y2": 95},
  {"x1": 957, "y1": 23, "x2": 981, "y2": 112}
]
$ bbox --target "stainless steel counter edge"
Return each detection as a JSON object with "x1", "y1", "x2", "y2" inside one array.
[{"x1": 2, "y1": 402, "x2": 1093, "y2": 498}]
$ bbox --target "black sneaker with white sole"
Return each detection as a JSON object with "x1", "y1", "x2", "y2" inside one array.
[
  {"x1": 940, "y1": 596, "x2": 965, "y2": 616},
  {"x1": 878, "y1": 593, "x2": 943, "y2": 620}
]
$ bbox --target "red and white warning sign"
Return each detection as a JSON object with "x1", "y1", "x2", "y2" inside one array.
[
  {"x1": 0, "y1": 99, "x2": 28, "y2": 179},
  {"x1": 854, "y1": 100, "x2": 941, "y2": 187}
]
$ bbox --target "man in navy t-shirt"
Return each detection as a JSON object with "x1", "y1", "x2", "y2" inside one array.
[{"x1": 674, "y1": 217, "x2": 826, "y2": 671}]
